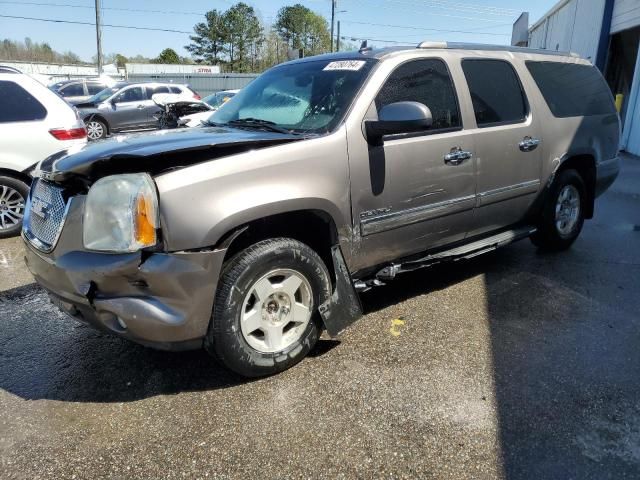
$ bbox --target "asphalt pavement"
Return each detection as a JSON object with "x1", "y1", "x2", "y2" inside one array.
[{"x1": 1, "y1": 155, "x2": 639, "y2": 479}]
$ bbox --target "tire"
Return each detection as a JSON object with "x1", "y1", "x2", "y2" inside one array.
[
  {"x1": 205, "y1": 238, "x2": 331, "y2": 377},
  {"x1": 85, "y1": 117, "x2": 107, "y2": 141},
  {"x1": 0, "y1": 175, "x2": 29, "y2": 239},
  {"x1": 531, "y1": 169, "x2": 586, "y2": 251}
]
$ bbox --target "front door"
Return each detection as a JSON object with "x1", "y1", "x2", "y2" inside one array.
[
  {"x1": 109, "y1": 86, "x2": 149, "y2": 130},
  {"x1": 460, "y1": 58, "x2": 543, "y2": 236},
  {"x1": 349, "y1": 58, "x2": 477, "y2": 271}
]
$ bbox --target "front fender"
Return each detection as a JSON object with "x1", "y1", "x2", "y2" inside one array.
[{"x1": 155, "y1": 129, "x2": 353, "y2": 253}]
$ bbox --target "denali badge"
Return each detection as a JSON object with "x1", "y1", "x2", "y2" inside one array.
[{"x1": 31, "y1": 197, "x2": 51, "y2": 219}]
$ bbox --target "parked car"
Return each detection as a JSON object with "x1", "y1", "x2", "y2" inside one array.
[
  {"x1": 22, "y1": 43, "x2": 620, "y2": 377},
  {"x1": 0, "y1": 67, "x2": 86, "y2": 237},
  {"x1": 180, "y1": 89, "x2": 241, "y2": 128},
  {"x1": 203, "y1": 89, "x2": 240, "y2": 109},
  {"x1": 75, "y1": 82, "x2": 201, "y2": 140},
  {"x1": 49, "y1": 78, "x2": 115, "y2": 103}
]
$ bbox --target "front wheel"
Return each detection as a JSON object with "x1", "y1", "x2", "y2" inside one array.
[
  {"x1": 531, "y1": 169, "x2": 586, "y2": 251},
  {"x1": 205, "y1": 238, "x2": 331, "y2": 377},
  {"x1": 85, "y1": 118, "x2": 107, "y2": 141},
  {"x1": 0, "y1": 175, "x2": 29, "y2": 238}
]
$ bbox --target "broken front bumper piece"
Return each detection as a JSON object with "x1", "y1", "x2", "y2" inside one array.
[{"x1": 23, "y1": 197, "x2": 225, "y2": 351}]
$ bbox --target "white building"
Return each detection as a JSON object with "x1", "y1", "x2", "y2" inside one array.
[
  {"x1": 514, "y1": 0, "x2": 640, "y2": 155},
  {"x1": 124, "y1": 63, "x2": 221, "y2": 75}
]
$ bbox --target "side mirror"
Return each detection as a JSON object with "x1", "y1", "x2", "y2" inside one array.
[{"x1": 365, "y1": 101, "x2": 433, "y2": 145}]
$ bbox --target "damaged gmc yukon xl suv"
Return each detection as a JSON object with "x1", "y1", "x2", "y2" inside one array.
[{"x1": 23, "y1": 43, "x2": 620, "y2": 377}]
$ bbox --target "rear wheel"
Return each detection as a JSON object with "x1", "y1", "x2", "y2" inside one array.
[
  {"x1": 0, "y1": 175, "x2": 29, "y2": 238},
  {"x1": 85, "y1": 118, "x2": 107, "y2": 140},
  {"x1": 205, "y1": 238, "x2": 331, "y2": 377},
  {"x1": 531, "y1": 169, "x2": 586, "y2": 251}
]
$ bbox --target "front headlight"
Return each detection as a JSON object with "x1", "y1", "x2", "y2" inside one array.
[{"x1": 83, "y1": 173, "x2": 159, "y2": 252}]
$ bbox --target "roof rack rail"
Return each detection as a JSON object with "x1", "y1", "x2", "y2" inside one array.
[{"x1": 416, "y1": 41, "x2": 580, "y2": 58}]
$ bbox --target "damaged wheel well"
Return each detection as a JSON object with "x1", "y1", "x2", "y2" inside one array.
[{"x1": 220, "y1": 210, "x2": 340, "y2": 284}]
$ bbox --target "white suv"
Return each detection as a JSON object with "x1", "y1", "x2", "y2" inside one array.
[{"x1": 0, "y1": 66, "x2": 87, "y2": 237}]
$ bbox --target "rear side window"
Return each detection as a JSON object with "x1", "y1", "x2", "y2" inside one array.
[
  {"x1": 526, "y1": 61, "x2": 615, "y2": 117},
  {"x1": 375, "y1": 59, "x2": 461, "y2": 131},
  {"x1": 148, "y1": 86, "x2": 170, "y2": 97},
  {"x1": 462, "y1": 59, "x2": 528, "y2": 127},
  {"x1": 169, "y1": 86, "x2": 182, "y2": 94},
  {"x1": 59, "y1": 83, "x2": 84, "y2": 97},
  {"x1": 0, "y1": 80, "x2": 47, "y2": 123}
]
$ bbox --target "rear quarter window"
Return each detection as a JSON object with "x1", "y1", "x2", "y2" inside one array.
[
  {"x1": 0, "y1": 80, "x2": 47, "y2": 123},
  {"x1": 526, "y1": 61, "x2": 615, "y2": 117}
]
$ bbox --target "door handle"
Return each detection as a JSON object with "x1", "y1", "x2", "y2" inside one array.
[
  {"x1": 519, "y1": 136, "x2": 540, "y2": 152},
  {"x1": 444, "y1": 147, "x2": 473, "y2": 166},
  {"x1": 137, "y1": 104, "x2": 145, "y2": 109}
]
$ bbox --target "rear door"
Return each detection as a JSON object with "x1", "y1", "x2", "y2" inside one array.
[
  {"x1": 349, "y1": 57, "x2": 478, "y2": 269},
  {"x1": 460, "y1": 58, "x2": 542, "y2": 236}
]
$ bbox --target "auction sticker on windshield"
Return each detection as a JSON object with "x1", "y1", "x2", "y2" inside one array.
[{"x1": 323, "y1": 60, "x2": 366, "y2": 71}]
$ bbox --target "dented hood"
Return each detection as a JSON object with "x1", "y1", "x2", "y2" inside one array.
[{"x1": 38, "y1": 126, "x2": 303, "y2": 183}]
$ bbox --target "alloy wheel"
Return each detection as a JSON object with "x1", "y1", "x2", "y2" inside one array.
[
  {"x1": 0, "y1": 185, "x2": 25, "y2": 230},
  {"x1": 555, "y1": 184, "x2": 581, "y2": 237},
  {"x1": 86, "y1": 121, "x2": 105, "y2": 140},
  {"x1": 240, "y1": 268, "x2": 313, "y2": 353}
]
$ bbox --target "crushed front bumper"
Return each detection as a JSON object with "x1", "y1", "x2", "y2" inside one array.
[{"x1": 23, "y1": 197, "x2": 225, "y2": 351}]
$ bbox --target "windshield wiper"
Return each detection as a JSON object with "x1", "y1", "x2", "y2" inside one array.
[
  {"x1": 201, "y1": 119, "x2": 226, "y2": 127},
  {"x1": 227, "y1": 118, "x2": 295, "y2": 135}
]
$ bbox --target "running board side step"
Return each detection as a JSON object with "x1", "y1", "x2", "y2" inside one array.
[{"x1": 354, "y1": 226, "x2": 536, "y2": 292}]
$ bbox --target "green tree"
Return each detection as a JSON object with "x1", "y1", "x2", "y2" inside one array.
[
  {"x1": 156, "y1": 48, "x2": 180, "y2": 64},
  {"x1": 114, "y1": 53, "x2": 128, "y2": 68},
  {"x1": 185, "y1": 9, "x2": 228, "y2": 65},
  {"x1": 274, "y1": 4, "x2": 330, "y2": 57},
  {"x1": 223, "y1": 2, "x2": 263, "y2": 72}
]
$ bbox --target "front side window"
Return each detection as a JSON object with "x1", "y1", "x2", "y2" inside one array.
[
  {"x1": 0, "y1": 80, "x2": 47, "y2": 123},
  {"x1": 114, "y1": 87, "x2": 145, "y2": 103},
  {"x1": 211, "y1": 59, "x2": 376, "y2": 134},
  {"x1": 462, "y1": 59, "x2": 528, "y2": 127},
  {"x1": 375, "y1": 59, "x2": 461, "y2": 131},
  {"x1": 60, "y1": 83, "x2": 85, "y2": 97}
]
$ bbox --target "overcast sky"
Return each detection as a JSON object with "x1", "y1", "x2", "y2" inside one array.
[{"x1": 0, "y1": 0, "x2": 559, "y2": 62}]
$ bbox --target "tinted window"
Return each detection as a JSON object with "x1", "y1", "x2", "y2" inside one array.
[
  {"x1": 148, "y1": 86, "x2": 170, "y2": 97},
  {"x1": 86, "y1": 83, "x2": 106, "y2": 95},
  {"x1": 169, "y1": 86, "x2": 182, "y2": 94},
  {"x1": 0, "y1": 80, "x2": 47, "y2": 123},
  {"x1": 462, "y1": 59, "x2": 527, "y2": 127},
  {"x1": 376, "y1": 59, "x2": 461, "y2": 130},
  {"x1": 114, "y1": 86, "x2": 145, "y2": 103},
  {"x1": 526, "y1": 61, "x2": 615, "y2": 117},
  {"x1": 60, "y1": 83, "x2": 85, "y2": 97}
]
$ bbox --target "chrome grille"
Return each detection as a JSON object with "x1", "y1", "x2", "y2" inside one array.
[{"x1": 24, "y1": 179, "x2": 67, "y2": 251}]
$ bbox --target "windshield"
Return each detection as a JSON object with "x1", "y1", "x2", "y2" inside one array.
[
  {"x1": 87, "y1": 85, "x2": 125, "y2": 103},
  {"x1": 210, "y1": 59, "x2": 376, "y2": 134}
]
